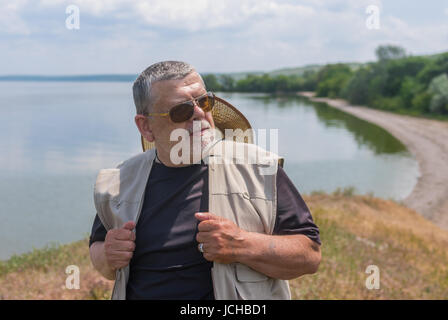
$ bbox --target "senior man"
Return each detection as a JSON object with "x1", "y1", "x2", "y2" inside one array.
[{"x1": 89, "y1": 61, "x2": 321, "y2": 300}]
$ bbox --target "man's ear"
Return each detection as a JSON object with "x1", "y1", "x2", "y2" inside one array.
[{"x1": 135, "y1": 115, "x2": 155, "y2": 142}]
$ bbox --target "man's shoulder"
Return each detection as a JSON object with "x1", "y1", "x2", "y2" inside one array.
[
  {"x1": 94, "y1": 149, "x2": 156, "y2": 188},
  {"x1": 94, "y1": 149, "x2": 156, "y2": 201},
  {"x1": 115, "y1": 149, "x2": 155, "y2": 170}
]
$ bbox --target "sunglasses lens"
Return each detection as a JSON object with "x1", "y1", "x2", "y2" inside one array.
[
  {"x1": 198, "y1": 93, "x2": 215, "y2": 112},
  {"x1": 170, "y1": 102, "x2": 194, "y2": 123},
  {"x1": 169, "y1": 93, "x2": 215, "y2": 123}
]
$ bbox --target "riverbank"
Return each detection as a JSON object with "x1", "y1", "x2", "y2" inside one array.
[
  {"x1": 299, "y1": 92, "x2": 448, "y2": 231},
  {"x1": 1, "y1": 192, "x2": 447, "y2": 299}
]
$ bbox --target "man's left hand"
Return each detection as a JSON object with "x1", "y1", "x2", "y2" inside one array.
[{"x1": 195, "y1": 212, "x2": 248, "y2": 264}]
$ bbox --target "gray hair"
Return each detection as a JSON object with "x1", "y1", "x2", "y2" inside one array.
[{"x1": 132, "y1": 61, "x2": 196, "y2": 115}]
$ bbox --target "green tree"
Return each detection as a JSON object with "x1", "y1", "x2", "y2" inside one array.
[
  {"x1": 381, "y1": 57, "x2": 426, "y2": 97},
  {"x1": 411, "y1": 91, "x2": 431, "y2": 114},
  {"x1": 428, "y1": 74, "x2": 448, "y2": 114},
  {"x1": 302, "y1": 70, "x2": 318, "y2": 91},
  {"x1": 399, "y1": 77, "x2": 424, "y2": 109},
  {"x1": 342, "y1": 67, "x2": 371, "y2": 105},
  {"x1": 375, "y1": 45, "x2": 406, "y2": 61},
  {"x1": 316, "y1": 64, "x2": 353, "y2": 98},
  {"x1": 219, "y1": 75, "x2": 235, "y2": 91},
  {"x1": 417, "y1": 52, "x2": 448, "y2": 85}
]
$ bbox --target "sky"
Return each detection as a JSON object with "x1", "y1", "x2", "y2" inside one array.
[{"x1": 1, "y1": 0, "x2": 447, "y2": 75}]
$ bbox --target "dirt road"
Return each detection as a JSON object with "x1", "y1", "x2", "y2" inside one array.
[{"x1": 299, "y1": 92, "x2": 448, "y2": 230}]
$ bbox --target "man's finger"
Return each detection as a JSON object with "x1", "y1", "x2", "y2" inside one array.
[
  {"x1": 122, "y1": 221, "x2": 136, "y2": 231},
  {"x1": 112, "y1": 240, "x2": 136, "y2": 252},
  {"x1": 114, "y1": 229, "x2": 134, "y2": 241},
  {"x1": 197, "y1": 220, "x2": 219, "y2": 232},
  {"x1": 113, "y1": 251, "x2": 133, "y2": 261},
  {"x1": 196, "y1": 231, "x2": 213, "y2": 243},
  {"x1": 195, "y1": 212, "x2": 221, "y2": 222},
  {"x1": 116, "y1": 221, "x2": 136, "y2": 241}
]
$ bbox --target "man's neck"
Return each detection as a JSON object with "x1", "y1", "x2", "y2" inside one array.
[
  {"x1": 154, "y1": 138, "x2": 220, "y2": 167},
  {"x1": 155, "y1": 149, "x2": 200, "y2": 167}
]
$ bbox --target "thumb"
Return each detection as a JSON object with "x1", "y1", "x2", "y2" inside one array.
[
  {"x1": 195, "y1": 212, "x2": 220, "y2": 221},
  {"x1": 122, "y1": 220, "x2": 136, "y2": 231}
]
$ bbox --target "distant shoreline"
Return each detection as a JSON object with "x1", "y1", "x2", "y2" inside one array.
[{"x1": 299, "y1": 92, "x2": 448, "y2": 231}]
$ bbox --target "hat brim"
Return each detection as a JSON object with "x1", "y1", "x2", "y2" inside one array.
[{"x1": 141, "y1": 96, "x2": 254, "y2": 152}]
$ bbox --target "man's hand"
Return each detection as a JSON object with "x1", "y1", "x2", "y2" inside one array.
[
  {"x1": 104, "y1": 221, "x2": 136, "y2": 270},
  {"x1": 195, "y1": 212, "x2": 247, "y2": 264},
  {"x1": 195, "y1": 212, "x2": 321, "y2": 280}
]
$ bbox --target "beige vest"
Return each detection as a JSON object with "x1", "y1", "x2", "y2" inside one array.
[{"x1": 93, "y1": 139, "x2": 291, "y2": 300}]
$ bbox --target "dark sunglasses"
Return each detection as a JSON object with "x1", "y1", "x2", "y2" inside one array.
[{"x1": 146, "y1": 91, "x2": 215, "y2": 123}]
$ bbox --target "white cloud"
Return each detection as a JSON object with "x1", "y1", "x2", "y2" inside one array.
[
  {"x1": 0, "y1": 0, "x2": 31, "y2": 35},
  {"x1": 130, "y1": 0, "x2": 316, "y2": 32},
  {"x1": 356, "y1": 15, "x2": 448, "y2": 58},
  {"x1": 33, "y1": 0, "x2": 316, "y2": 32},
  {"x1": 38, "y1": 0, "x2": 127, "y2": 15}
]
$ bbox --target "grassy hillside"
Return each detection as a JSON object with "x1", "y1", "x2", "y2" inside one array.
[
  {"x1": 293, "y1": 191, "x2": 448, "y2": 299},
  {"x1": 1, "y1": 191, "x2": 447, "y2": 299}
]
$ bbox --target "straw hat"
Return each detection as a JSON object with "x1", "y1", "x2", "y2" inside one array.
[{"x1": 141, "y1": 96, "x2": 254, "y2": 151}]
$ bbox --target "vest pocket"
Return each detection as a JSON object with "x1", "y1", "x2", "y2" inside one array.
[
  {"x1": 234, "y1": 263, "x2": 273, "y2": 300},
  {"x1": 235, "y1": 263, "x2": 268, "y2": 282}
]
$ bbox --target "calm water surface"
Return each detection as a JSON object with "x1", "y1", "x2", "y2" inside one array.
[{"x1": 0, "y1": 82, "x2": 419, "y2": 259}]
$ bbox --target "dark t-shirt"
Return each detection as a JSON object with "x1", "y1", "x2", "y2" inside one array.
[{"x1": 89, "y1": 161, "x2": 320, "y2": 300}]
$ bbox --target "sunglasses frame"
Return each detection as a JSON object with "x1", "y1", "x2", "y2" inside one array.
[{"x1": 146, "y1": 91, "x2": 215, "y2": 123}]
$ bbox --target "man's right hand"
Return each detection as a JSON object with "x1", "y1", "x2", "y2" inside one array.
[{"x1": 104, "y1": 221, "x2": 136, "y2": 271}]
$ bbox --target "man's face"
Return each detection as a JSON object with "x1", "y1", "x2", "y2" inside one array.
[{"x1": 135, "y1": 71, "x2": 215, "y2": 164}]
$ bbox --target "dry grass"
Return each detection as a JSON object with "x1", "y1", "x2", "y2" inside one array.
[
  {"x1": 0, "y1": 238, "x2": 113, "y2": 300},
  {"x1": 1, "y1": 192, "x2": 447, "y2": 299},
  {"x1": 291, "y1": 193, "x2": 448, "y2": 299}
]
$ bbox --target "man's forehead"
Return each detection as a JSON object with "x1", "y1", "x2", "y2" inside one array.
[{"x1": 152, "y1": 73, "x2": 205, "y2": 103}]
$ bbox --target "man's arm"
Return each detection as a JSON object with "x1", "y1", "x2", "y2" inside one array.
[
  {"x1": 195, "y1": 212, "x2": 321, "y2": 280},
  {"x1": 236, "y1": 232, "x2": 321, "y2": 280}
]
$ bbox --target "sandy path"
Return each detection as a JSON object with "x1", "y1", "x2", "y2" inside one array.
[{"x1": 299, "y1": 92, "x2": 448, "y2": 231}]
